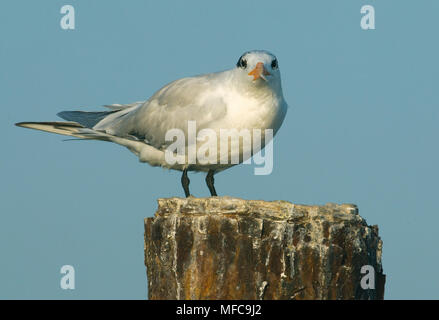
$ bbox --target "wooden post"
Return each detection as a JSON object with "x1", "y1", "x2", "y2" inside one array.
[{"x1": 144, "y1": 197, "x2": 385, "y2": 300}]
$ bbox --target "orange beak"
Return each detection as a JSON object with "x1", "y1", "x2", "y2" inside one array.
[{"x1": 248, "y1": 62, "x2": 271, "y2": 81}]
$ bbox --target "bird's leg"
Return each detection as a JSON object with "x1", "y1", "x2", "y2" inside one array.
[
  {"x1": 205, "y1": 170, "x2": 217, "y2": 196},
  {"x1": 181, "y1": 169, "x2": 190, "y2": 197}
]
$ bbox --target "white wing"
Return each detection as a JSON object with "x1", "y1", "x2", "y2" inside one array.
[{"x1": 93, "y1": 73, "x2": 229, "y2": 150}]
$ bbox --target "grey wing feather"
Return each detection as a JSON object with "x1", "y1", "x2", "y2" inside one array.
[
  {"x1": 57, "y1": 111, "x2": 117, "y2": 128},
  {"x1": 57, "y1": 101, "x2": 146, "y2": 129}
]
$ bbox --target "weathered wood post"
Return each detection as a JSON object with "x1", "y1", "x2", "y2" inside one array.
[{"x1": 144, "y1": 197, "x2": 385, "y2": 300}]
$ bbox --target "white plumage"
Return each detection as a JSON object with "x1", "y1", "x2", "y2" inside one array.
[{"x1": 16, "y1": 50, "x2": 288, "y2": 196}]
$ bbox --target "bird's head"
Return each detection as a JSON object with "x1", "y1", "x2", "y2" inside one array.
[{"x1": 235, "y1": 50, "x2": 281, "y2": 89}]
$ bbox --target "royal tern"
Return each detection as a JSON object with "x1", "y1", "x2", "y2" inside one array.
[{"x1": 16, "y1": 50, "x2": 288, "y2": 197}]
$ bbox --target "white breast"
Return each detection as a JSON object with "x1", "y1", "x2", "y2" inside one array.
[{"x1": 185, "y1": 86, "x2": 287, "y2": 172}]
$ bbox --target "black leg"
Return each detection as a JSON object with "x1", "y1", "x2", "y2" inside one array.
[
  {"x1": 181, "y1": 169, "x2": 190, "y2": 197},
  {"x1": 206, "y1": 170, "x2": 217, "y2": 196}
]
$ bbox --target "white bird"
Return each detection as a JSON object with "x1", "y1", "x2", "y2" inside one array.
[{"x1": 16, "y1": 50, "x2": 288, "y2": 197}]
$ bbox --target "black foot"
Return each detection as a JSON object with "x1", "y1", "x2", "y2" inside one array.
[
  {"x1": 206, "y1": 170, "x2": 217, "y2": 196},
  {"x1": 181, "y1": 169, "x2": 190, "y2": 197}
]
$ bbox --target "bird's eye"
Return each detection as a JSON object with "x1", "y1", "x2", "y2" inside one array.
[
  {"x1": 237, "y1": 57, "x2": 247, "y2": 69},
  {"x1": 271, "y1": 59, "x2": 278, "y2": 69}
]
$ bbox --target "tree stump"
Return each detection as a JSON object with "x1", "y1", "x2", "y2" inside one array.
[{"x1": 144, "y1": 197, "x2": 385, "y2": 300}]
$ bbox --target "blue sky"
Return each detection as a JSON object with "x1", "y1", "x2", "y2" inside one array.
[{"x1": 1, "y1": 0, "x2": 438, "y2": 299}]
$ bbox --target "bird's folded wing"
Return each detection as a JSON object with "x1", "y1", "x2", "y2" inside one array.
[{"x1": 93, "y1": 75, "x2": 228, "y2": 149}]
